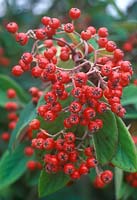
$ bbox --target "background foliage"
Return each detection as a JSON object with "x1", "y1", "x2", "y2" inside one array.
[{"x1": 0, "y1": 0, "x2": 137, "y2": 199}]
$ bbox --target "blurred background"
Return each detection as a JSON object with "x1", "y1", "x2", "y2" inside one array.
[{"x1": 0, "y1": 0, "x2": 137, "y2": 199}]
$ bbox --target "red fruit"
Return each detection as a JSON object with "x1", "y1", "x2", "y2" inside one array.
[
  {"x1": 69, "y1": 151, "x2": 78, "y2": 162},
  {"x1": 36, "y1": 28, "x2": 46, "y2": 40},
  {"x1": 74, "y1": 72, "x2": 87, "y2": 87},
  {"x1": 98, "y1": 27, "x2": 108, "y2": 37},
  {"x1": 87, "y1": 26, "x2": 96, "y2": 35},
  {"x1": 49, "y1": 18, "x2": 60, "y2": 29},
  {"x1": 94, "y1": 176, "x2": 105, "y2": 188},
  {"x1": 1, "y1": 132, "x2": 10, "y2": 141},
  {"x1": 71, "y1": 170, "x2": 80, "y2": 179},
  {"x1": 64, "y1": 23, "x2": 74, "y2": 33},
  {"x1": 41, "y1": 16, "x2": 50, "y2": 26},
  {"x1": 27, "y1": 160, "x2": 36, "y2": 170},
  {"x1": 43, "y1": 138, "x2": 55, "y2": 150},
  {"x1": 31, "y1": 66, "x2": 42, "y2": 77},
  {"x1": 63, "y1": 142, "x2": 75, "y2": 153},
  {"x1": 86, "y1": 157, "x2": 97, "y2": 168},
  {"x1": 55, "y1": 139, "x2": 64, "y2": 151},
  {"x1": 101, "y1": 64, "x2": 112, "y2": 76},
  {"x1": 5, "y1": 102, "x2": 18, "y2": 111},
  {"x1": 105, "y1": 41, "x2": 116, "y2": 52},
  {"x1": 84, "y1": 147, "x2": 94, "y2": 157},
  {"x1": 79, "y1": 163, "x2": 89, "y2": 175},
  {"x1": 100, "y1": 170, "x2": 113, "y2": 184},
  {"x1": 15, "y1": 33, "x2": 28, "y2": 45},
  {"x1": 29, "y1": 87, "x2": 39, "y2": 97},
  {"x1": 7, "y1": 89, "x2": 16, "y2": 99},
  {"x1": 24, "y1": 146, "x2": 34, "y2": 156},
  {"x1": 83, "y1": 107, "x2": 96, "y2": 120},
  {"x1": 6, "y1": 22, "x2": 18, "y2": 33},
  {"x1": 69, "y1": 101, "x2": 82, "y2": 113},
  {"x1": 69, "y1": 8, "x2": 81, "y2": 20},
  {"x1": 57, "y1": 151, "x2": 69, "y2": 163},
  {"x1": 12, "y1": 65, "x2": 24, "y2": 76},
  {"x1": 88, "y1": 121, "x2": 99, "y2": 133},
  {"x1": 44, "y1": 91, "x2": 57, "y2": 103},
  {"x1": 98, "y1": 37, "x2": 108, "y2": 47},
  {"x1": 21, "y1": 52, "x2": 33, "y2": 64},
  {"x1": 64, "y1": 132, "x2": 76, "y2": 143},
  {"x1": 64, "y1": 163, "x2": 75, "y2": 175},
  {"x1": 81, "y1": 30, "x2": 92, "y2": 41},
  {"x1": 123, "y1": 42, "x2": 133, "y2": 52},
  {"x1": 29, "y1": 119, "x2": 40, "y2": 130},
  {"x1": 44, "y1": 111, "x2": 56, "y2": 122}
]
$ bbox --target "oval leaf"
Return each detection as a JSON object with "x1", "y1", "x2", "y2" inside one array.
[
  {"x1": 112, "y1": 116, "x2": 137, "y2": 172},
  {"x1": 0, "y1": 143, "x2": 31, "y2": 189},
  {"x1": 38, "y1": 170, "x2": 69, "y2": 197},
  {"x1": 122, "y1": 84, "x2": 137, "y2": 106},
  {"x1": 93, "y1": 110, "x2": 118, "y2": 165}
]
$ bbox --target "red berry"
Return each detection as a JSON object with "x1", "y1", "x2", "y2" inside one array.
[
  {"x1": 6, "y1": 22, "x2": 18, "y2": 33},
  {"x1": 12, "y1": 65, "x2": 24, "y2": 76},
  {"x1": 100, "y1": 170, "x2": 113, "y2": 184},
  {"x1": 7, "y1": 89, "x2": 16, "y2": 98},
  {"x1": 43, "y1": 138, "x2": 55, "y2": 150},
  {"x1": 1, "y1": 132, "x2": 10, "y2": 141},
  {"x1": 71, "y1": 170, "x2": 80, "y2": 179},
  {"x1": 29, "y1": 119, "x2": 40, "y2": 130},
  {"x1": 81, "y1": 30, "x2": 92, "y2": 41},
  {"x1": 69, "y1": 8, "x2": 81, "y2": 20},
  {"x1": 64, "y1": 132, "x2": 76, "y2": 143},
  {"x1": 15, "y1": 33, "x2": 28, "y2": 45},
  {"x1": 98, "y1": 27, "x2": 108, "y2": 37},
  {"x1": 21, "y1": 52, "x2": 33, "y2": 64},
  {"x1": 24, "y1": 146, "x2": 34, "y2": 156},
  {"x1": 27, "y1": 160, "x2": 36, "y2": 170},
  {"x1": 64, "y1": 23, "x2": 74, "y2": 33},
  {"x1": 64, "y1": 163, "x2": 75, "y2": 175}
]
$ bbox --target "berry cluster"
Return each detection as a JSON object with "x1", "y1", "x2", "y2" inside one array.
[
  {"x1": 125, "y1": 172, "x2": 137, "y2": 188},
  {"x1": 6, "y1": 7, "x2": 132, "y2": 183}
]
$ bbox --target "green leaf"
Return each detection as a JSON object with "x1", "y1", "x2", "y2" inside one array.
[
  {"x1": 0, "y1": 143, "x2": 31, "y2": 189},
  {"x1": 112, "y1": 117, "x2": 137, "y2": 172},
  {"x1": 115, "y1": 167, "x2": 124, "y2": 200},
  {"x1": 92, "y1": 111, "x2": 118, "y2": 165},
  {"x1": 115, "y1": 183, "x2": 136, "y2": 200},
  {"x1": 0, "y1": 75, "x2": 30, "y2": 107},
  {"x1": 38, "y1": 170, "x2": 69, "y2": 197},
  {"x1": 122, "y1": 84, "x2": 137, "y2": 106},
  {"x1": 9, "y1": 102, "x2": 37, "y2": 150}
]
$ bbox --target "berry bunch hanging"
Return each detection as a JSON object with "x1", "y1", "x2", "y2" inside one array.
[{"x1": 6, "y1": 7, "x2": 133, "y2": 185}]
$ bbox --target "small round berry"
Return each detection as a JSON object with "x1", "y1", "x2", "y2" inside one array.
[
  {"x1": 6, "y1": 22, "x2": 18, "y2": 33},
  {"x1": 15, "y1": 33, "x2": 28, "y2": 45},
  {"x1": 24, "y1": 146, "x2": 34, "y2": 156},
  {"x1": 100, "y1": 170, "x2": 113, "y2": 184},
  {"x1": 12, "y1": 65, "x2": 24, "y2": 76},
  {"x1": 81, "y1": 30, "x2": 92, "y2": 41},
  {"x1": 1, "y1": 132, "x2": 10, "y2": 141},
  {"x1": 29, "y1": 119, "x2": 40, "y2": 130},
  {"x1": 98, "y1": 27, "x2": 108, "y2": 37},
  {"x1": 21, "y1": 52, "x2": 33, "y2": 64},
  {"x1": 64, "y1": 132, "x2": 76, "y2": 143},
  {"x1": 27, "y1": 160, "x2": 36, "y2": 171},
  {"x1": 7, "y1": 89, "x2": 16, "y2": 99},
  {"x1": 71, "y1": 170, "x2": 80, "y2": 179},
  {"x1": 64, "y1": 23, "x2": 74, "y2": 33},
  {"x1": 64, "y1": 163, "x2": 75, "y2": 175},
  {"x1": 69, "y1": 8, "x2": 81, "y2": 20}
]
